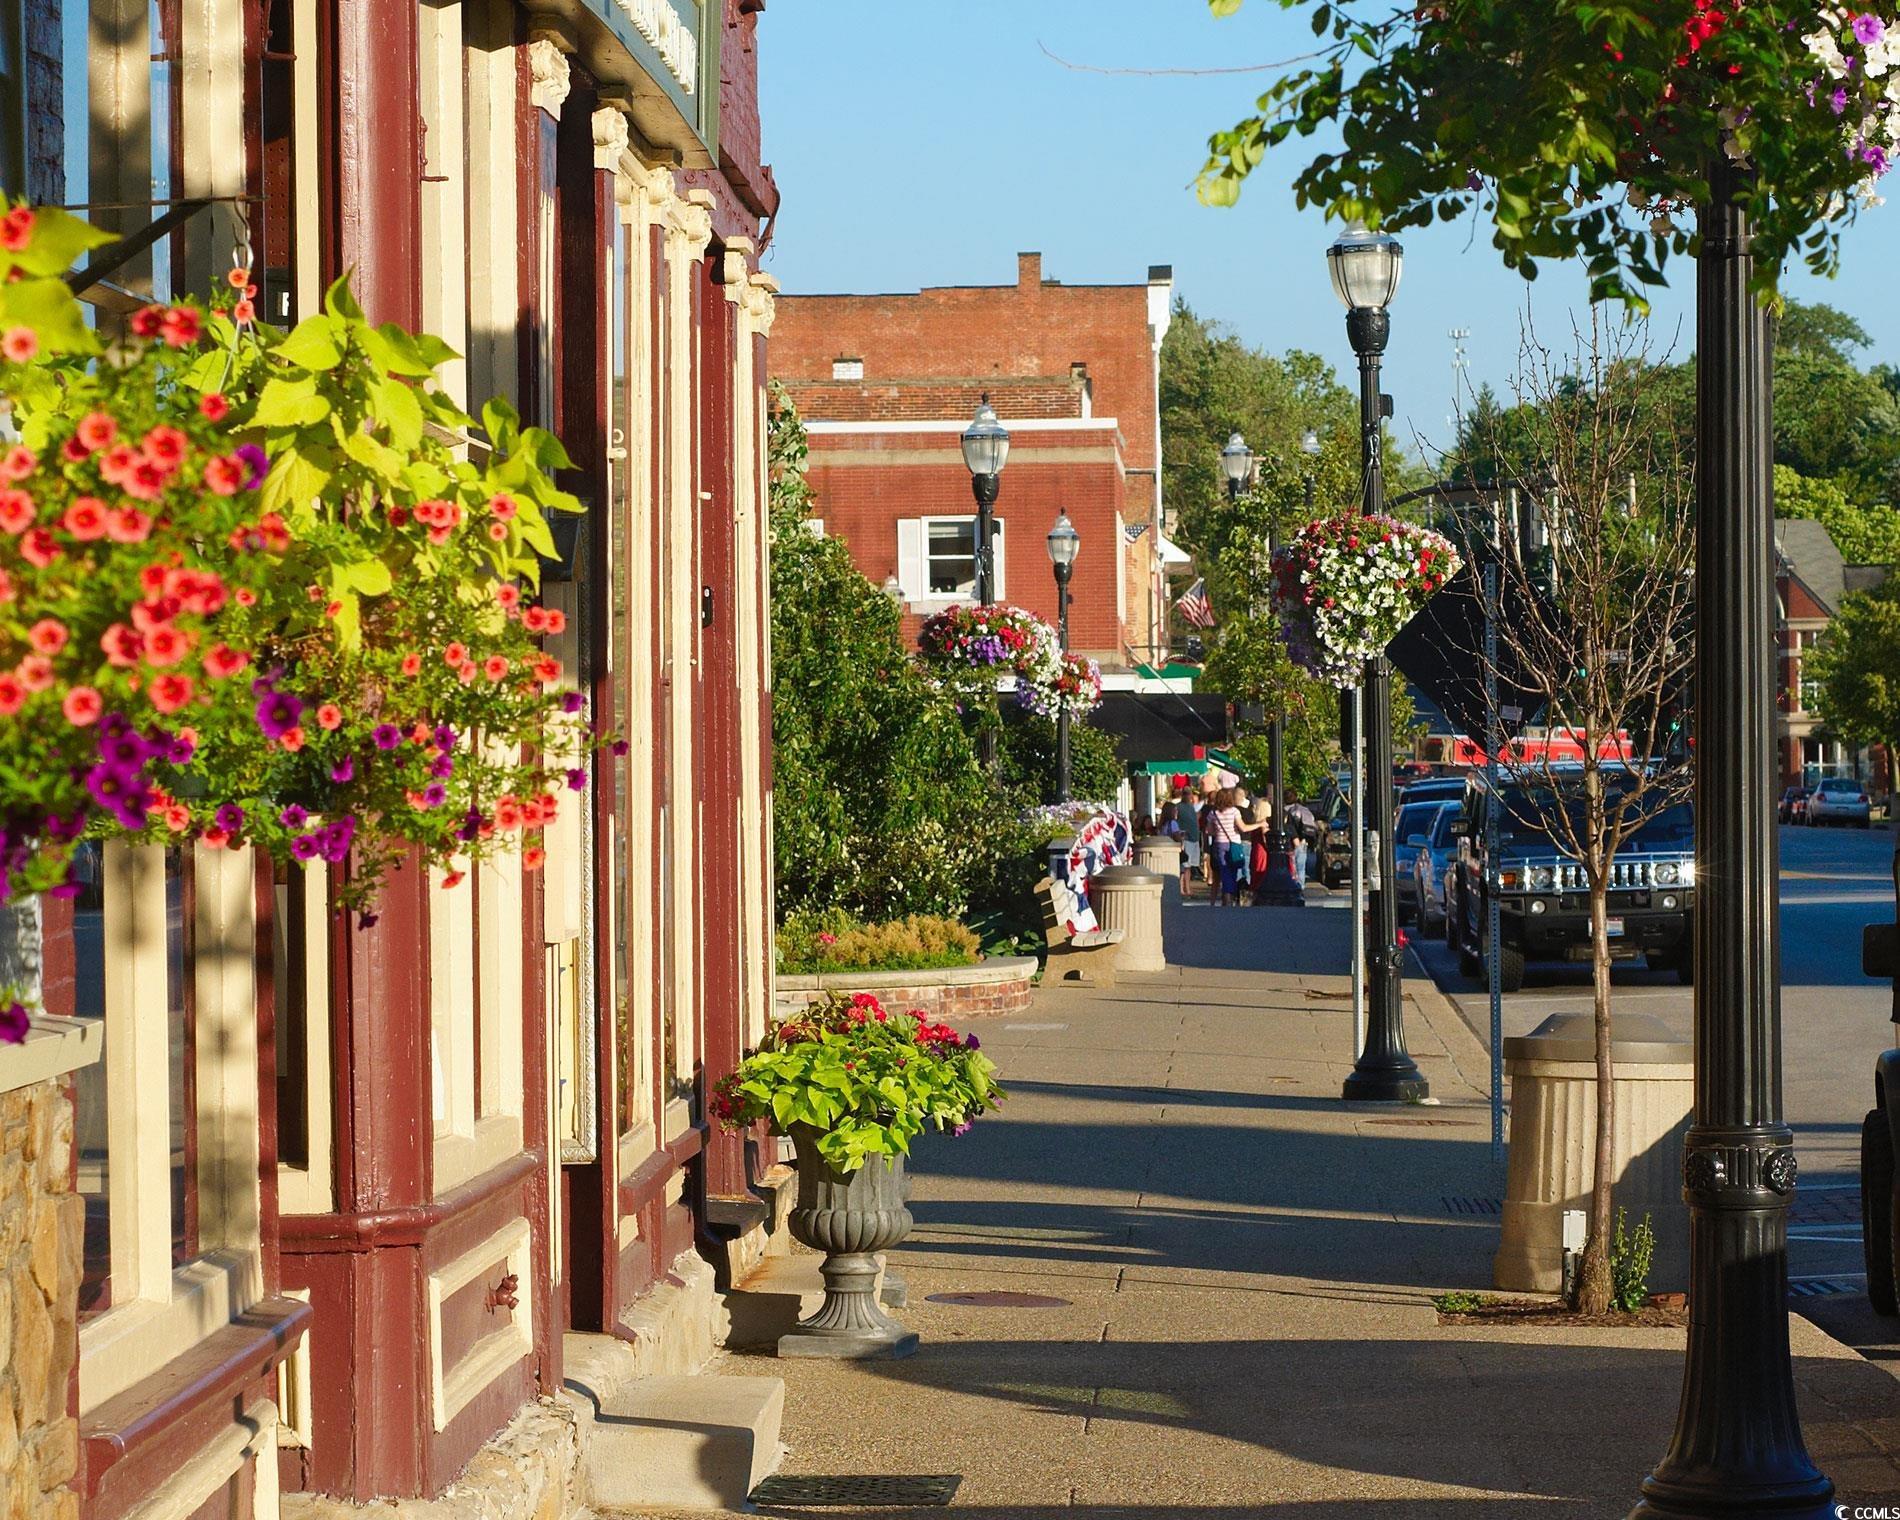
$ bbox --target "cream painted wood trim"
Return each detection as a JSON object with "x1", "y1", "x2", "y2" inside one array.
[
  {"x1": 102, "y1": 841, "x2": 170, "y2": 1306},
  {"x1": 175, "y1": 0, "x2": 247, "y2": 300},
  {"x1": 80, "y1": 1250, "x2": 258, "y2": 1415},
  {"x1": 431, "y1": 862, "x2": 478, "y2": 1151},
  {"x1": 477, "y1": 850, "x2": 524, "y2": 1123},
  {"x1": 193, "y1": 843, "x2": 262, "y2": 1261},
  {"x1": 0, "y1": 1015, "x2": 101, "y2": 1095},
  {"x1": 663, "y1": 212, "x2": 698, "y2": 1086},
  {"x1": 120, "y1": 1399, "x2": 278, "y2": 1520},
  {"x1": 291, "y1": 0, "x2": 321, "y2": 318},
  {"x1": 276, "y1": 859, "x2": 334, "y2": 1217},
  {"x1": 418, "y1": 0, "x2": 470, "y2": 409},
  {"x1": 428, "y1": 1217, "x2": 533, "y2": 1431},
  {"x1": 434, "y1": 1114, "x2": 524, "y2": 1200},
  {"x1": 274, "y1": 1289, "x2": 314, "y2": 1448},
  {"x1": 466, "y1": 0, "x2": 520, "y2": 411}
]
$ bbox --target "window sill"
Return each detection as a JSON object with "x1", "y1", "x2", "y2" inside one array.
[
  {"x1": 0, "y1": 1014, "x2": 103, "y2": 1096},
  {"x1": 434, "y1": 1113, "x2": 525, "y2": 1198},
  {"x1": 78, "y1": 1250, "x2": 263, "y2": 1416}
]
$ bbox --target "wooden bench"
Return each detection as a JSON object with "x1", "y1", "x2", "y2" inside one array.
[{"x1": 1035, "y1": 875, "x2": 1125, "y2": 986}]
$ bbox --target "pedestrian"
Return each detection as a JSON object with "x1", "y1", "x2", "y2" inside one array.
[
  {"x1": 1171, "y1": 797, "x2": 1201, "y2": 896},
  {"x1": 1198, "y1": 774, "x2": 1222, "y2": 896},
  {"x1": 1205, "y1": 787, "x2": 1251, "y2": 907},
  {"x1": 1248, "y1": 795, "x2": 1274, "y2": 903}
]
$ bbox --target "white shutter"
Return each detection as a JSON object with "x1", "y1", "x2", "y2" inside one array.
[
  {"x1": 896, "y1": 518, "x2": 926, "y2": 600},
  {"x1": 991, "y1": 518, "x2": 1006, "y2": 602}
]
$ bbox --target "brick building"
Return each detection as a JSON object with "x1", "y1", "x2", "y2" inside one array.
[
  {"x1": 0, "y1": 3, "x2": 791, "y2": 1518},
  {"x1": 771, "y1": 254, "x2": 1186, "y2": 673},
  {"x1": 1775, "y1": 516, "x2": 1892, "y2": 795}
]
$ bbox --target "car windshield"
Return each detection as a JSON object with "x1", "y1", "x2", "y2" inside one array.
[
  {"x1": 1431, "y1": 809, "x2": 1464, "y2": 847},
  {"x1": 1396, "y1": 803, "x2": 1439, "y2": 843},
  {"x1": 1498, "y1": 782, "x2": 1693, "y2": 846}
]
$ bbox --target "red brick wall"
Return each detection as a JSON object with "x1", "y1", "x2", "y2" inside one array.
[
  {"x1": 783, "y1": 374, "x2": 1087, "y2": 424},
  {"x1": 805, "y1": 427, "x2": 1138, "y2": 660},
  {"x1": 773, "y1": 253, "x2": 1162, "y2": 479}
]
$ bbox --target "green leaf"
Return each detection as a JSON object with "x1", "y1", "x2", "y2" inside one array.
[
  {"x1": 330, "y1": 590, "x2": 362, "y2": 651},
  {"x1": 259, "y1": 449, "x2": 332, "y2": 515},
  {"x1": 10, "y1": 208, "x2": 116, "y2": 279},
  {"x1": 252, "y1": 375, "x2": 332, "y2": 429},
  {"x1": 0, "y1": 277, "x2": 97, "y2": 355},
  {"x1": 375, "y1": 376, "x2": 426, "y2": 451},
  {"x1": 342, "y1": 428, "x2": 405, "y2": 483},
  {"x1": 361, "y1": 323, "x2": 435, "y2": 378},
  {"x1": 515, "y1": 503, "x2": 557, "y2": 560},
  {"x1": 482, "y1": 397, "x2": 522, "y2": 450},
  {"x1": 331, "y1": 557, "x2": 394, "y2": 598},
  {"x1": 323, "y1": 273, "x2": 366, "y2": 324},
  {"x1": 274, "y1": 315, "x2": 344, "y2": 371}
]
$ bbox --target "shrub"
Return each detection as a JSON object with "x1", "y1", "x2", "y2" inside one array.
[
  {"x1": 995, "y1": 709, "x2": 1126, "y2": 808},
  {"x1": 778, "y1": 909, "x2": 981, "y2": 976},
  {"x1": 1610, "y1": 1208, "x2": 1656, "y2": 1314}
]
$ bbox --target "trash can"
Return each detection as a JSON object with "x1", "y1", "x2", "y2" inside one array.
[
  {"x1": 1090, "y1": 864, "x2": 1166, "y2": 973},
  {"x1": 1493, "y1": 1011, "x2": 1693, "y2": 1294},
  {"x1": 1133, "y1": 835, "x2": 1182, "y2": 881}
]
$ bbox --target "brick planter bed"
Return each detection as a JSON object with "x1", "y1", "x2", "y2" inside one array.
[{"x1": 773, "y1": 956, "x2": 1039, "y2": 1022}]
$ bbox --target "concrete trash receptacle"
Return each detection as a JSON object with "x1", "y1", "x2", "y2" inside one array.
[
  {"x1": 1133, "y1": 835, "x2": 1182, "y2": 880},
  {"x1": 1494, "y1": 1010, "x2": 1692, "y2": 1294},
  {"x1": 1090, "y1": 865, "x2": 1166, "y2": 973}
]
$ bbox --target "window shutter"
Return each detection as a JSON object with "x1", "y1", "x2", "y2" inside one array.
[
  {"x1": 896, "y1": 518, "x2": 926, "y2": 600},
  {"x1": 991, "y1": 518, "x2": 1006, "y2": 602}
]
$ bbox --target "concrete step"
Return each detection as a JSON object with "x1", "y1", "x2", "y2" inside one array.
[
  {"x1": 575, "y1": 1373, "x2": 784, "y2": 1512},
  {"x1": 721, "y1": 1248, "x2": 900, "y2": 1348}
]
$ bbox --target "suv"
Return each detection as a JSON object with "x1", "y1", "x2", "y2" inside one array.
[
  {"x1": 1858, "y1": 840, "x2": 1900, "y2": 1313},
  {"x1": 1314, "y1": 774, "x2": 1465, "y2": 890},
  {"x1": 1449, "y1": 768, "x2": 1697, "y2": 993},
  {"x1": 1808, "y1": 776, "x2": 1873, "y2": 828}
]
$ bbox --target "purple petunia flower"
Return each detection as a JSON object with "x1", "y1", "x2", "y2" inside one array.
[
  {"x1": 163, "y1": 732, "x2": 195, "y2": 766},
  {"x1": 280, "y1": 804, "x2": 309, "y2": 829},
  {"x1": 235, "y1": 443, "x2": 269, "y2": 489},
  {"x1": 1832, "y1": 85, "x2": 1850, "y2": 115},
  {"x1": 612, "y1": 739, "x2": 630, "y2": 757},
  {"x1": 84, "y1": 764, "x2": 149, "y2": 830},
  {"x1": 965, "y1": 1034, "x2": 980, "y2": 1051},
  {"x1": 0, "y1": 1000, "x2": 27, "y2": 1044},
  {"x1": 256, "y1": 691, "x2": 304, "y2": 740},
  {"x1": 372, "y1": 723, "x2": 402, "y2": 751},
  {"x1": 566, "y1": 768, "x2": 587, "y2": 792},
  {"x1": 1854, "y1": 12, "x2": 1886, "y2": 47},
  {"x1": 330, "y1": 756, "x2": 356, "y2": 783},
  {"x1": 357, "y1": 912, "x2": 379, "y2": 930},
  {"x1": 290, "y1": 833, "x2": 321, "y2": 862},
  {"x1": 420, "y1": 783, "x2": 447, "y2": 808},
  {"x1": 561, "y1": 691, "x2": 586, "y2": 715},
  {"x1": 433, "y1": 724, "x2": 455, "y2": 749},
  {"x1": 457, "y1": 808, "x2": 484, "y2": 843},
  {"x1": 214, "y1": 803, "x2": 245, "y2": 834},
  {"x1": 429, "y1": 753, "x2": 454, "y2": 780},
  {"x1": 320, "y1": 816, "x2": 356, "y2": 864}
]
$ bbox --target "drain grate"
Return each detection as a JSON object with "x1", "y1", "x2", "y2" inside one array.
[
  {"x1": 1789, "y1": 1276, "x2": 1865, "y2": 1298},
  {"x1": 750, "y1": 1474, "x2": 962, "y2": 1508},
  {"x1": 1443, "y1": 1196, "x2": 1503, "y2": 1216},
  {"x1": 925, "y1": 1291, "x2": 1071, "y2": 1308}
]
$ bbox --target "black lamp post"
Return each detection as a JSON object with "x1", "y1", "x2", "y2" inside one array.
[
  {"x1": 1047, "y1": 512, "x2": 1080, "y2": 804},
  {"x1": 962, "y1": 398, "x2": 1010, "y2": 606},
  {"x1": 1331, "y1": 225, "x2": 1427, "y2": 1103},
  {"x1": 1632, "y1": 161, "x2": 1832, "y2": 1520}
]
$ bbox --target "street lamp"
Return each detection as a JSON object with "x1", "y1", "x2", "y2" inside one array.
[
  {"x1": 881, "y1": 574, "x2": 904, "y2": 605},
  {"x1": 1633, "y1": 163, "x2": 1832, "y2": 1520},
  {"x1": 1046, "y1": 513, "x2": 1080, "y2": 803},
  {"x1": 1331, "y1": 224, "x2": 1427, "y2": 1103},
  {"x1": 1220, "y1": 431, "x2": 1253, "y2": 499},
  {"x1": 962, "y1": 398, "x2": 1010, "y2": 606}
]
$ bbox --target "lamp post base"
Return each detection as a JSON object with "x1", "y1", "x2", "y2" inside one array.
[{"x1": 1341, "y1": 1062, "x2": 1430, "y2": 1103}]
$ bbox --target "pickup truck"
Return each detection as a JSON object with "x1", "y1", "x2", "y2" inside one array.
[{"x1": 1858, "y1": 840, "x2": 1900, "y2": 1313}]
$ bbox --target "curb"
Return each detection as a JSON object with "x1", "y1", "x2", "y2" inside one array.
[{"x1": 1406, "y1": 942, "x2": 1498, "y2": 1102}]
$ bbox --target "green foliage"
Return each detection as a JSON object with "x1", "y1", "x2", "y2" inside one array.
[
  {"x1": 1432, "y1": 1291, "x2": 1490, "y2": 1314},
  {"x1": 711, "y1": 991, "x2": 1002, "y2": 1171},
  {"x1": 1198, "y1": 3, "x2": 1897, "y2": 305},
  {"x1": 777, "y1": 909, "x2": 982, "y2": 976},
  {"x1": 1775, "y1": 465, "x2": 1900, "y2": 565},
  {"x1": 1808, "y1": 577, "x2": 1900, "y2": 767},
  {"x1": 1610, "y1": 1208, "x2": 1656, "y2": 1314},
  {"x1": 995, "y1": 709, "x2": 1125, "y2": 808},
  {"x1": 768, "y1": 388, "x2": 1030, "y2": 923}
]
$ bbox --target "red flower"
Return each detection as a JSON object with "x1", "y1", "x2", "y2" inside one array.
[
  {"x1": 150, "y1": 672, "x2": 194, "y2": 713},
  {"x1": 400, "y1": 653, "x2": 422, "y2": 676},
  {"x1": 444, "y1": 641, "x2": 467, "y2": 666},
  {"x1": 62, "y1": 686, "x2": 102, "y2": 726},
  {"x1": 16, "y1": 656, "x2": 52, "y2": 692},
  {"x1": 19, "y1": 529, "x2": 56, "y2": 567},
  {"x1": 62, "y1": 497, "x2": 107, "y2": 540},
  {"x1": 0, "y1": 489, "x2": 33, "y2": 534},
  {"x1": 523, "y1": 846, "x2": 546, "y2": 871},
  {"x1": 317, "y1": 703, "x2": 343, "y2": 730},
  {"x1": 483, "y1": 655, "x2": 510, "y2": 682},
  {"x1": 0, "y1": 675, "x2": 24, "y2": 715},
  {"x1": 26, "y1": 619, "x2": 66, "y2": 655},
  {"x1": 1, "y1": 326, "x2": 37, "y2": 362},
  {"x1": 0, "y1": 207, "x2": 35, "y2": 251},
  {"x1": 203, "y1": 644, "x2": 249, "y2": 680},
  {"x1": 107, "y1": 508, "x2": 153, "y2": 544},
  {"x1": 202, "y1": 456, "x2": 246, "y2": 496},
  {"x1": 279, "y1": 725, "x2": 306, "y2": 752},
  {"x1": 158, "y1": 306, "x2": 202, "y2": 348},
  {"x1": 199, "y1": 393, "x2": 230, "y2": 423}
]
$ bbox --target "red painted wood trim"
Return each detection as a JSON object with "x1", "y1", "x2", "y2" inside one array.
[
  {"x1": 79, "y1": 1295, "x2": 311, "y2": 1496},
  {"x1": 329, "y1": 0, "x2": 420, "y2": 328},
  {"x1": 615, "y1": 1123, "x2": 708, "y2": 1218},
  {"x1": 279, "y1": 1150, "x2": 538, "y2": 1254}
]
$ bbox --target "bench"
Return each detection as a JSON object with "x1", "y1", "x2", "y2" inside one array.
[{"x1": 1035, "y1": 875, "x2": 1125, "y2": 986}]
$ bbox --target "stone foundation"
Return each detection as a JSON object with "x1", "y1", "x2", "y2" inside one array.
[
  {"x1": 1, "y1": 1076, "x2": 81, "y2": 1520},
  {"x1": 773, "y1": 957, "x2": 1038, "y2": 1022}
]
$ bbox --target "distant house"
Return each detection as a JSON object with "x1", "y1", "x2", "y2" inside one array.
[{"x1": 1775, "y1": 516, "x2": 1891, "y2": 794}]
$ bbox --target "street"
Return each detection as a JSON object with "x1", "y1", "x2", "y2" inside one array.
[{"x1": 1407, "y1": 822, "x2": 1900, "y2": 1341}]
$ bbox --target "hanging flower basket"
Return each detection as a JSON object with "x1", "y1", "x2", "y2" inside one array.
[
  {"x1": 917, "y1": 603, "x2": 1100, "y2": 720},
  {"x1": 1270, "y1": 514, "x2": 1461, "y2": 688},
  {"x1": 1016, "y1": 652, "x2": 1102, "y2": 720}
]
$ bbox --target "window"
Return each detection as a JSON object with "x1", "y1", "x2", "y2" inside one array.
[
  {"x1": 257, "y1": 0, "x2": 319, "y2": 326},
  {"x1": 0, "y1": 0, "x2": 23, "y2": 193},
  {"x1": 832, "y1": 357, "x2": 863, "y2": 380},
  {"x1": 73, "y1": 842, "x2": 266, "y2": 1416},
  {"x1": 896, "y1": 516, "x2": 1005, "y2": 605}
]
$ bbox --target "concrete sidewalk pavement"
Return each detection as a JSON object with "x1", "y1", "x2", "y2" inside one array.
[{"x1": 664, "y1": 894, "x2": 1900, "y2": 1518}]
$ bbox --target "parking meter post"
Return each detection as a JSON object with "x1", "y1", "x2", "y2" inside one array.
[
  {"x1": 1486, "y1": 560, "x2": 1504, "y2": 1161},
  {"x1": 1351, "y1": 685, "x2": 1366, "y2": 1063}
]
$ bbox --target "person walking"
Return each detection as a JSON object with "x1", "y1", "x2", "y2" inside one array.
[
  {"x1": 1205, "y1": 787, "x2": 1251, "y2": 907},
  {"x1": 1162, "y1": 800, "x2": 1197, "y2": 897}
]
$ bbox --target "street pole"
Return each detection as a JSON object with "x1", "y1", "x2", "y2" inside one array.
[
  {"x1": 1055, "y1": 562, "x2": 1073, "y2": 803},
  {"x1": 1340, "y1": 303, "x2": 1427, "y2": 1102},
  {"x1": 1257, "y1": 474, "x2": 1307, "y2": 906},
  {"x1": 1350, "y1": 685, "x2": 1366, "y2": 1060},
  {"x1": 1633, "y1": 159, "x2": 1831, "y2": 1520},
  {"x1": 1485, "y1": 560, "x2": 1504, "y2": 1162},
  {"x1": 973, "y1": 477, "x2": 996, "y2": 608}
]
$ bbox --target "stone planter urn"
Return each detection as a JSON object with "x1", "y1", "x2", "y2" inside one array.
[{"x1": 778, "y1": 1123, "x2": 918, "y2": 1359}]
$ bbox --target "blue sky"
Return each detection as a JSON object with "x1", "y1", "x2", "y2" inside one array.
[{"x1": 757, "y1": 1, "x2": 1900, "y2": 461}]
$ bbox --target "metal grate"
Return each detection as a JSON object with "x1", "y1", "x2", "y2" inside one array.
[
  {"x1": 750, "y1": 1475, "x2": 962, "y2": 1508},
  {"x1": 1443, "y1": 1196, "x2": 1503, "y2": 1216}
]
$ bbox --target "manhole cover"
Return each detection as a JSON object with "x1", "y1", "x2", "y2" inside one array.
[
  {"x1": 1365, "y1": 1117, "x2": 1475, "y2": 1127},
  {"x1": 1442, "y1": 1196, "x2": 1503, "y2": 1216},
  {"x1": 750, "y1": 1475, "x2": 962, "y2": 1507},
  {"x1": 925, "y1": 1291, "x2": 1072, "y2": 1308}
]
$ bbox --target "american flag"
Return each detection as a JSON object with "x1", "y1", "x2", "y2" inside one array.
[
  {"x1": 1175, "y1": 577, "x2": 1215, "y2": 629},
  {"x1": 1123, "y1": 522, "x2": 1150, "y2": 544}
]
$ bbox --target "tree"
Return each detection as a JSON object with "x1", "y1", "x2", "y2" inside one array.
[
  {"x1": 1775, "y1": 465, "x2": 1900, "y2": 566},
  {"x1": 1808, "y1": 578, "x2": 1900, "y2": 800},
  {"x1": 1777, "y1": 300, "x2": 1873, "y2": 362},
  {"x1": 1444, "y1": 320, "x2": 1696, "y2": 1316}
]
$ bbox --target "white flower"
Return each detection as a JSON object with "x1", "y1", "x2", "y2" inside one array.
[{"x1": 1807, "y1": 27, "x2": 1850, "y2": 79}]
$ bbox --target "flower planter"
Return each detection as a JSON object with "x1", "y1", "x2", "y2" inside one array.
[{"x1": 778, "y1": 1122, "x2": 918, "y2": 1360}]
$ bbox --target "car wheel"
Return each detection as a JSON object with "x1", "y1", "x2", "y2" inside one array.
[
  {"x1": 1499, "y1": 944, "x2": 1526, "y2": 995},
  {"x1": 1865, "y1": 1109, "x2": 1898, "y2": 1315}
]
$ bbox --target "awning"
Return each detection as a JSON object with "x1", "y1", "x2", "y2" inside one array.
[
  {"x1": 1154, "y1": 531, "x2": 1193, "y2": 566},
  {"x1": 1091, "y1": 692, "x2": 1230, "y2": 767}
]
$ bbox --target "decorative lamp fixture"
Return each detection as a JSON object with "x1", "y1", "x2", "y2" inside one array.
[
  {"x1": 1220, "y1": 431, "x2": 1254, "y2": 488},
  {"x1": 1326, "y1": 224, "x2": 1405, "y2": 312},
  {"x1": 1045, "y1": 513, "x2": 1080, "y2": 570}
]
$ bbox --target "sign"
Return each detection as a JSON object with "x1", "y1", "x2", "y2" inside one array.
[{"x1": 610, "y1": 0, "x2": 700, "y2": 93}]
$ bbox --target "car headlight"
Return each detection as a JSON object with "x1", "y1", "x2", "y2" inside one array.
[
  {"x1": 1527, "y1": 865, "x2": 1556, "y2": 891},
  {"x1": 1654, "y1": 862, "x2": 1679, "y2": 886},
  {"x1": 1675, "y1": 861, "x2": 1694, "y2": 886}
]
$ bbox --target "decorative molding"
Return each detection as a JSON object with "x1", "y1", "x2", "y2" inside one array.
[
  {"x1": 427, "y1": 1217, "x2": 534, "y2": 1432},
  {"x1": 527, "y1": 37, "x2": 571, "y2": 120},
  {"x1": 664, "y1": 191, "x2": 715, "y2": 262},
  {"x1": 592, "y1": 105, "x2": 630, "y2": 171}
]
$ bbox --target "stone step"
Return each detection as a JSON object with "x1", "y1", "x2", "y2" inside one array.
[{"x1": 575, "y1": 1373, "x2": 784, "y2": 1512}]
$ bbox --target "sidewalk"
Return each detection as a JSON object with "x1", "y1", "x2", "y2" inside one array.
[{"x1": 676, "y1": 893, "x2": 1900, "y2": 1517}]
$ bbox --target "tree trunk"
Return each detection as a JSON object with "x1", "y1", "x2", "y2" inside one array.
[{"x1": 1574, "y1": 878, "x2": 1617, "y2": 1315}]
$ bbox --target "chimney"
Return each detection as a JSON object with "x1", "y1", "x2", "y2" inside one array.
[{"x1": 1018, "y1": 251, "x2": 1042, "y2": 291}]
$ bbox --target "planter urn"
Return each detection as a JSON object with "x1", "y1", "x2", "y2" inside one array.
[{"x1": 778, "y1": 1123, "x2": 918, "y2": 1359}]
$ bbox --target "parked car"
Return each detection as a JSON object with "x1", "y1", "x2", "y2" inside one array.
[
  {"x1": 1393, "y1": 799, "x2": 1451, "y2": 922},
  {"x1": 1856, "y1": 839, "x2": 1899, "y2": 1313},
  {"x1": 1778, "y1": 786, "x2": 1810, "y2": 825},
  {"x1": 1411, "y1": 801, "x2": 1464, "y2": 936},
  {"x1": 1318, "y1": 792, "x2": 1353, "y2": 887},
  {"x1": 1399, "y1": 776, "x2": 1466, "y2": 812},
  {"x1": 1808, "y1": 776, "x2": 1873, "y2": 828},
  {"x1": 1449, "y1": 766, "x2": 1697, "y2": 993}
]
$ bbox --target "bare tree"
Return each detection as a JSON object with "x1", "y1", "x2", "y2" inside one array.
[{"x1": 1444, "y1": 315, "x2": 1695, "y2": 1317}]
